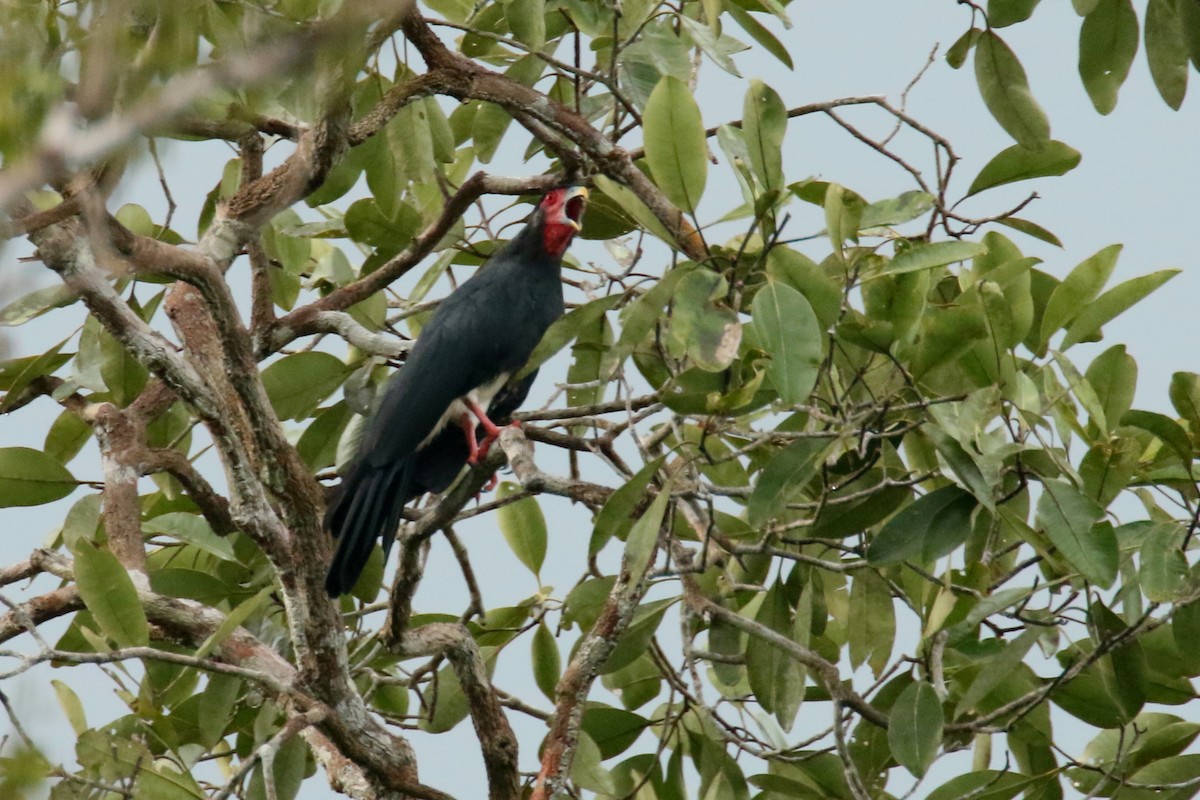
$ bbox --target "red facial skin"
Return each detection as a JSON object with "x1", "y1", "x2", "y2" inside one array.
[{"x1": 540, "y1": 188, "x2": 585, "y2": 256}]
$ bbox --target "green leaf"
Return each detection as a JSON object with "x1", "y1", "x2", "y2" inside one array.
[
  {"x1": 1036, "y1": 479, "x2": 1114, "y2": 587},
  {"x1": 745, "y1": 581, "x2": 805, "y2": 729},
  {"x1": 624, "y1": 482, "x2": 671, "y2": 585},
  {"x1": 989, "y1": 0, "x2": 1041, "y2": 27},
  {"x1": 967, "y1": 140, "x2": 1081, "y2": 196},
  {"x1": 1038, "y1": 243, "x2": 1121, "y2": 348},
  {"x1": 532, "y1": 622, "x2": 561, "y2": 701},
  {"x1": 505, "y1": 0, "x2": 546, "y2": 49},
  {"x1": 134, "y1": 765, "x2": 205, "y2": 800},
  {"x1": 603, "y1": 598, "x2": 674, "y2": 674},
  {"x1": 592, "y1": 175, "x2": 676, "y2": 244},
  {"x1": 51, "y1": 679, "x2": 88, "y2": 735},
  {"x1": 974, "y1": 30, "x2": 1051, "y2": 147},
  {"x1": 748, "y1": 439, "x2": 828, "y2": 526},
  {"x1": 1179, "y1": 0, "x2": 1200, "y2": 71},
  {"x1": 143, "y1": 513, "x2": 237, "y2": 562},
  {"x1": 1169, "y1": 372, "x2": 1200, "y2": 432},
  {"x1": 926, "y1": 771, "x2": 1034, "y2": 800},
  {"x1": 516, "y1": 294, "x2": 622, "y2": 381},
  {"x1": 954, "y1": 628, "x2": 1041, "y2": 717},
  {"x1": 666, "y1": 269, "x2": 741, "y2": 371},
  {"x1": 0, "y1": 284, "x2": 75, "y2": 327},
  {"x1": 1061, "y1": 269, "x2": 1179, "y2": 350},
  {"x1": 867, "y1": 486, "x2": 977, "y2": 566},
  {"x1": 73, "y1": 541, "x2": 149, "y2": 647},
  {"x1": 823, "y1": 183, "x2": 864, "y2": 248},
  {"x1": 198, "y1": 673, "x2": 242, "y2": 747},
  {"x1": 886, "y1": 240, "x2": 987, "y2": 275},
  {"x1": 643, "y1": 75, "x2": 708, "y2": 213},
  {"x1": 580, "y1": 706, "x2": 650, "y2": 759},
  {"x1": 0, "y1": 446, "x2": 77, "y2": 507},
  {"x1": 570, "y1": 732, "x2": 617, "y2": 795},
  {"x1": 473, "y1": 56, "x2": 545, "y2": 162},
  {"x1": 261, "y1": 352, "x2": 350, "y2": 420},
  {"x1": 590, "y1": 456, "x2": 665, "y2": 555},
  {"x1": 1173, "y1": 602, "x2": 1200, "y2": 676},
  {"x1": 888, "y1": 681, "x2": 944, "y2": 778},
  {"x1": 1140, "y1": 523, "x2": 1189, "y2": 602},
  {"x1": 946, "y1": 27, "x2": 980, "y2": 69},
  {"x1": 1145, "y1": 0, "x2": 1189, "y2": 110},
  {"x1": 61, "y1": 494, "x2": 102, "y2": 550},
  {"x1": 860, "y1": 190, "x2": 935, "y2": 230},
  {"x1": 724, "y1": 3, "x2": 794, "y2": 69},
  {"x1": 847, "y1": 570, "x2": 895, "y2": 677},
  {"x1": 1078, "y1": 0, "x2": 1139, "y2": 115},
  {"x1": 742, "y1": 80, "x2": 786, "y2": 193},
  {"x1": 751, "y1": 283, "x2": 823, "y2": 405},
  {"x1": 996, "y1": 216, "x2": 1063, "y2": 247},
  {"x1": 1120, "y1": 410, "x2": 1193, "y2": 467},
  {"x1": 496, "y1": 481, "x2": 547, "y2": 577},
  {"x1": 678, "y1": 15, "x2": 745, "y2": 77},
  {"x1": 44, "y1": 410, "x2": 91, "y2": 464},
  {"x1": 195, "y1": 584, "x2": 275, "y2": 660}
]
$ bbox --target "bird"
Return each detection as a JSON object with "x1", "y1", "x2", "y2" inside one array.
[{"x1": 324, "y1": 185, "x2": 589, "y2": 596}]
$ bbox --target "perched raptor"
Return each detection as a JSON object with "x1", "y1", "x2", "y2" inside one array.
[{"x1": 324, "y1": 185, "x2": 589, "y2": 596}]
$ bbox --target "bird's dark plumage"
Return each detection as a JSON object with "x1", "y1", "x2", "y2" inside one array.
[{"x1": 324, "y1": 186, "x2": 588, "y2": 596}]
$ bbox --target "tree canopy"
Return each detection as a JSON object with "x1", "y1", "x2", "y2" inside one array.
[{"x1": 2, "y1": 1, "x2": 1200, "y2": 799}]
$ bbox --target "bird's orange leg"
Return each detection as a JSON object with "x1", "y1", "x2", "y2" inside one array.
[{"x1": 464, "y1": 398, "x2": 520, "y2": 465}]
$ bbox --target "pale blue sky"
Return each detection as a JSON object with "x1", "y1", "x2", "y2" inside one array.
[{"x1": 2, "y1": 2, "x2": 1198, "y2": 797}]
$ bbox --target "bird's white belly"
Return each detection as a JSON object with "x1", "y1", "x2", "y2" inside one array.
[{"x1": 418, "y1": 372, "x2": 511, "y2": 450}]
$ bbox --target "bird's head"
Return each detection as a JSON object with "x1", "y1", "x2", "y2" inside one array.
[{"x1": 538, "y1": 185, "x2": 589, "y2": 256}]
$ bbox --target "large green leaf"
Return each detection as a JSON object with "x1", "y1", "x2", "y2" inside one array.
[
  {"x1": 1060, "y1": 269, "x2": 1179, "y2": 350},
  {"x1": 974, "y1": 30, "x2": 1050, "y2": 147},
  {"x1": 742, "y1": 80, "x2": 786, "y2": 193},
  {"x1": 496, "y1": 481, "x2": 548, "y2": 577},
  {"x1": 888, "y1": 681, "x2": 944, "y2": 778},
  {"x1": 988, "y1": 0, "x2": 1041, "y2": 27},
  {"x1": 847, "y1": 570, "x2": 895, "y2": 678},
  {"x1": 590, "y1": 456, "x2": 665, "y2": 555},
  {"x1": 0, "y1": 447, "x2": 77, "y2": 507},
  {"x1": 867, "y1": 485, "x2": 977, "y2": 566},
  {"x1": 624, "y1": 478, "x2": 672, "y2": 584},
  {"x1": 0, "y1": 284, "x2": 75, "y2": 327},
  {"x1": 1140, "y1": 523, "x2": 1189, "y2": 602},
  {"x1": 666, "y1": 269, "x2": 741, "y2": 371},
  {"x1": 1145, "y1": 0, "x2": 1189, "y2": 110},
  {"x1": 143, "y1": 512, "x2": 237, "y2": 562},
  {"x1": 745, "y1": 580, "x2": 805, "y2": 730},
  {"x1": 967, "y1": 140, "x2": 1081, "y2": 196},
  {"x1": 1038, "y1": 243, "x2": 1121, "y2": 349},
  {"x1": 73, "y1": 541, "x2": 149, "y2": 647},
  {"x1": 752, "y1": 282, "x2": 823, "y2": 405},
  {"x1": 531, "y1": 622, "x2": 561, "y2": 701},
  {"x1": 592, "y1": 175, "x2": 676, "y2": 244},
  {"x1": 886, "y1": 241, "x2": 987, "y2": 275},
  {"x1": 1078, "y1": 0, "x2": 1139, "y2": 114},
  {"x1": 748, "y1": 439, "x2": 828, "y2": 526},
  {"x1": 643, "y1": 75, "x2": 708, "y2": 213},
  {"x1": 261, "y1": 352, "x2": 351, "y2": 420},
  {"x1": 1036, "y1": 480, "x2": 1114, "y2": 587}
]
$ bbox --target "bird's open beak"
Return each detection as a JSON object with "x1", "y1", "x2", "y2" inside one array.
[{"x1": 561, "y1": 186, "x2": 589, "y2": 231}]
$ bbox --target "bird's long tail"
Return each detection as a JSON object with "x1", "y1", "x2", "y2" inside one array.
[{"x1": 324, "y1": 460, "x2": 412, "y2": 596}]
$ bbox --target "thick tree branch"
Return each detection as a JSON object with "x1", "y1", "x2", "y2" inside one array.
[{"x1": 392, "y1": 623, "x2": 520, "y2": 800}]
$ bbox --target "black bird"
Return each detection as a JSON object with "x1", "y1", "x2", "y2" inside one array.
[{"x1": 324, "y1": 185, "x2": 589, "y2": 596}]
